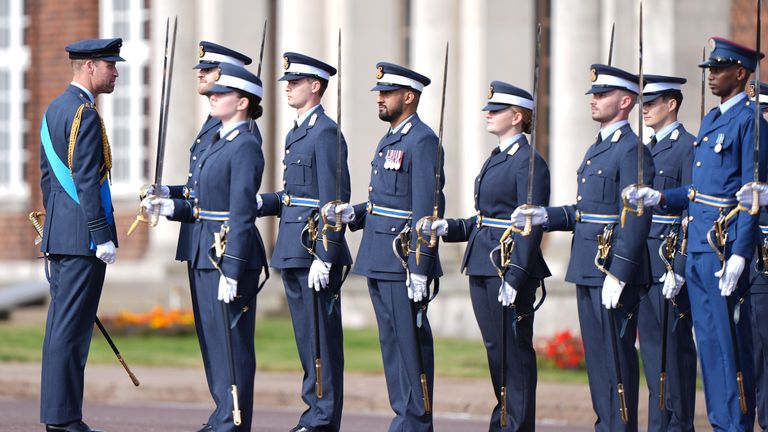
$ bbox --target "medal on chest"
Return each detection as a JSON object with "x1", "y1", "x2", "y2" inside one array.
[{"x1": 384, "y1": 149, "x2": 404, "y2": 170}]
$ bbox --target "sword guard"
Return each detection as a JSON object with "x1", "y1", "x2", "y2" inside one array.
[
  {"x1": 230, "y1": 384, "x2": 242, "y2": 426},
  {"x1": 415, "y1": 215, "x2": 439, "y2": 266},
  {"x1": 620, "y1": 184, "x2": 645, "y2": 228},
  {"x1": 320, "y1": 200, "x2": 345, "y2": 252}
]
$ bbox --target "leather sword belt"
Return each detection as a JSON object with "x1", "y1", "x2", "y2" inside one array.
[
  {"x1": 476, "y1": 212, "x2": 512, "y2": 229},
  {"x1": 687, "y1": 188, "x2": 738, "y2": 208},
  {"x1": 651, "y1": 214, "x2": 682, "y2": 224},
  {"x1": 195, "y1": 209, "x2": 230, "y2": 221},
  {"x1": 576, "y1": 211, "x2": 620, "y2": 224},
  {"x1": 366, "y1": 202, "x2": 412, "y2": 220},
  {"x1": 282, "y1": 195, "x2": 319, "y2": 208}
]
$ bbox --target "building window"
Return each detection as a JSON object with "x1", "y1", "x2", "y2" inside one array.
[
  {"x1": 99, "y1": 0, "x2": 150, "y2": 197},
  {"x1": 0, "y1": 0, "x2": 29, "y2": 199}
]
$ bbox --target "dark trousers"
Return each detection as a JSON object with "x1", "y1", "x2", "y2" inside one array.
[
  {"x1": 188, "y1": 262, "x2": 213, "y2": 393},
  {"x1": 282, "y1": 266, "x2": 344, "y2": 431},
  {"x1": 193, "y1": 269, "x2": 258, "y2": 432},
  {"x1": 40, "y1": 255, "x2": 105, "y2": 425},
  {"x1": 577, "y1": 283, "x2": 640, "y2": 432},
  {"x1": 367, "y1": 278, "x2": 434, "y2": 432},
  {"x1": 637, "y1": 282, "x2": 697, "y2": 431},
  {"x1": 687, "y1": 252, "x2": 755, "y2": 431},
  {"x1": 469, "y1": 275, "x2": 537, "y2": 432},
  {"x1": 753, "y1": 292, "x2": 768, "y2": 431}
]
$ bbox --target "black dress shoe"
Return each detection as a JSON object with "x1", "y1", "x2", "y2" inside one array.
[
  {"x1": 195, "y1": 425, "x2": 213, "y2": 432},
  {"x1": 46, "y1": 420, "x2": 103, "y2": 432},
  {"x1": 289, "y1": 426, "x2": 314, "y2": 432}
]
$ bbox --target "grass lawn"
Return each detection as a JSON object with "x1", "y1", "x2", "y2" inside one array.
[{"x1": 0, "y1": 317, "x2": 589, "y2": 382}]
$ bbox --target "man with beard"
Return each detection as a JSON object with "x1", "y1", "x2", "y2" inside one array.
[
  {"x1": 512, "y1": 64, "x2": 653, "y2": 431},
  {"x1": 39, "y1": 38, "x2": 124, "y2": 432},
  {"x1": 327, "y1": 62, "x2": 444, "y2": 431},
  {"x1": 628, "y1": 37, "x2": 767, "y2": 430}
]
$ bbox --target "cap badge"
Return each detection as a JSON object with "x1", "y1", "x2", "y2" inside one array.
[
  {"x1": 487, "y1": 85, "x2": 494, "y2": 99},
  {"x1": 283, "y1": 56, "x2": 290, "y2": 70},
  {"x1": 591, "y1": 68, "x2": 597, "y2": 82},
  {"x1": 198, "y1": 45, "x2": 205, "y2": 59},
  {"x1": 213, "y1": 67, "x2": 221, "y2": 82},
  {"x1": 748, "y1": 83, "x2": 757, "y2": 98},
  {"x1": 376, "y1": 66, "x2": 384, "y2": 80},
  {"x1": 708, "y1": 38, "x2": 716, "y2": 50}
]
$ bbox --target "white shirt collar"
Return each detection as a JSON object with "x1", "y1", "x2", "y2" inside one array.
[
  {"x1": 70, "y1": 82, "x2": 94, "y2": 104},
  {"x1": 296, "y1": 104, "x2": 321, "y2": 127},
  {"x1": 720, "y1": 92, "x2": 747, "y2": 114},
  {"x1": 390, "y1": 113, "x2": 416, "y2": 134}
]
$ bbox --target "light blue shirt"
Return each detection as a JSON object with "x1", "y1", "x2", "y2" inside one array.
[
  {"x1": 653, "y1": 121, "x2": 681, "y2": 142},
  {"x1": 219, "y1": 120, "x2": 248, "y2": 139},
  {"x1": 70, "y1": 82, "x2": 94, "y2": 104},
  {"x1": 598, "y1": 120, "x2": 629, "y2": 142},
  {"x1": 296, "y1": 104, "x2": 321, "y2": 127},
  {"x1": 390, "y1": 113, "x2": 416, "y2": 134},
  {"x1": 720, "y1": 92, "x2": 746, "y2": 114},
  {"x1": 499, "y1": 133, "x2": 523, "y2": 153}
]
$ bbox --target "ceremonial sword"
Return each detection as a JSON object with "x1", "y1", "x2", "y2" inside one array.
[
  {"x1": 249, "y1": 19, "x2": 267, "y2": 134},
  {"x1": 414, "y1": 43, "x2": 449, "y2": 265},
  {"x1": 128, "y1": 17, "x2": 178, "y2": 235}
]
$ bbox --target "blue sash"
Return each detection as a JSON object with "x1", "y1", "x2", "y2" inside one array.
[{"x1": 40, "y1": 113, "x2": 113, "y2": 250}]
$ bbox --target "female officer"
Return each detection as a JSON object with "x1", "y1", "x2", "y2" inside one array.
[
  {"x1": 145, "y1": 62, "x2": 267, "y2": 432},
  {"x1": 422, "y1": 81, "x2": 550, "y2": 431}
]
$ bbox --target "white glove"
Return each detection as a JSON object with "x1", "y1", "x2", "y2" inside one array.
[
  {"x1": 622, "y1": 185, "x2": 661, "y2": 207},
  {"x1": 510, "y1": 206, "x2": 547, "y2": 228},
  {"x1": 407, "y1": 273, "x2": 428, "y2": 303},
  {"x1": 736, "y1": 182, "x2": 768, "y2": 207},
  {"x1": 217, "y1": 275, "x2": 238, "y2": 303},
  {"x1": 256, "y1": 194, "x2": 263, "y2": 210},
  {"x1": 715, "y1": 254, "x2": 745, "y2": 296},
  {"x1": 420, "y1": 219, "x2": 448, "y2": 238},
  {"x1": 497, "y1": 281, "x2": 517, "y2": 306},
  {"x1": 601, "y1": 276, "x2": 626, "y2": 309},
  {"x1": 324, "y1": 202, "x2": 355, "y2": 224},
  {"x1": 308, "y1": 259, "x2": 332, "y2": 291},
  {"x1": 141, "y1": 197, "x2": 174, "y2": 217},
  {"x1": 659, "y1": 270, "x2": 685, "y2": 299},
  {"x1": 95, "y1": 240, "x2": 117, "y2": 264},
  {"x1": 145, "y1": 184, "x2": 170, "y2": 198}
]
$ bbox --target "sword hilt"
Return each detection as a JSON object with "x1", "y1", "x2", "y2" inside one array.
[
  {"x1": 320, "y1": 201, "x2": 345, "y2": 252},
  {"x1": 658, "y1": 372, "x2": 666, "y2": 412},
  {"x1": 28, "y1": 211, "x2": 46, "y2": 244},
  {"x1": 315, "y1": 358, "x2": 323, "y2": 399},
  {"x1": 500, "y1": 385, "x2": 508, "y2": 427},
  {"x1": 415, "y1": 215, "x2": 439, "y2": 266},
  {"x1": 230, "y1": 384, "x2": 242, "y2": 426},
  {"x1": 620, "y1": 184, "x2": 646, "y2": 228},
  {"x1": 750, "y1": 188, "x2": 760, "y2": 216},
  {"x1": 420, "y1": 372, "x2": 431, "y2": 413},
  {"x1": 618, "y1": 383, "x2": 629, "y2": 424}
]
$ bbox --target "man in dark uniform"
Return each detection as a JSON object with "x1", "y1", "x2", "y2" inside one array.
[
  {"x1": 513, "y1": 64, "x2": 654, "y2": 431},
  {"x1": 636, "y1": 74, "x2": 697, "y2": 431},
  {"x1": 257, "y1": 52, "x2": 351, "y2": 432},
  {"x1": 143, "y1": 41, "x2": 253, "y2": 431},
  {"x1": 630, "y1": 37, "x2": 768, "y2": 430},
  {"x1": 328, "y1": 62, "x2": 444, "y2": 431},
  {"x1": 39, "y1": 38, "x2": 124, "y2": 432},
  {"x1": 738, "y1": 79, "x2": 768, "y2": 431}
]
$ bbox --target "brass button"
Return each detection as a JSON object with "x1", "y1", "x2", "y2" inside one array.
[
  {"x1": 703, "y1": 136, "x2": 708, "y2": 142},
  {"x1": 597, "y1": 169, "x2": 602, "y2": 175},
  {"x1": 696, "y1": 161, "x2": 702, "y2": 167},
  {"x1": 286, "y1": 149, "x2": 291, "y2": 154},
  {"x1": 577, "y1": 195, "x2": 582, "y2": 201},
  {"x1": 379, "y1": 152, "x2": 384, "y2": 157},
  {"x1": 192, "y1": 156, "x2": 197, "y2": 161},
  {"x1": 659, "y1": 170, "x2": 663, "y2": 174},
  {"x1": 196, "y1": 139, "x2": 201, "y2": 143},
  {"x1": 188, "y1": 172, "x2": 192, "y2": 177},
  {"x1": 368, "y1": 186, "x2": 373, "y2": 192},
  {"x1": 586, "y1": 160, "x2": 591, "y2": 165},
  {"x1": 374, "y1": 170, "x2": 378, "y2": 175},
  {"x1": 581, "y1": 178, "x2": 586, "y2": 183}
]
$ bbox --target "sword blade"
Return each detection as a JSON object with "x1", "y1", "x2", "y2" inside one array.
[
  {"x1": 432, "y1": 42, "x2": 449, "y2": 217},
  {"x1": 637, "y1": 2, "x2": 644, "y2": 186},
  {"x1": 336, "y1": 29, "x2": 342, "y2": 202},
  {"x1": 608, "y1": 22, "x2": 615, "y2": 66},
  {"x1": 755, "y1": 0, "x2": 761, "y2": 183},
  {"x1": 701, "y1": 47, "x2": 706, "y2": 121},
  {"x1": 527, "y1": 23, "x2": 542, "y2": 205},
  {"x1": 154, "y1": 16, "x2": 178, "y2": 188},
  {"x1": 257, "y1": 19, "x2": 268, "y2": 78}
]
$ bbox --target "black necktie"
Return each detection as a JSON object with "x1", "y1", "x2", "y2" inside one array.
[
  {"x1": 293, "y1": 120, "x2": 299, "y2": 131},
  {"x1": 596, "y1": 132, "x2": 603, "y2": 144},
  {"x1": 492, "y1": 147, "x2": 501, "y2": 156},
  {"x1": 650, "y1": 136, "x2": 657, "y2": 147}
]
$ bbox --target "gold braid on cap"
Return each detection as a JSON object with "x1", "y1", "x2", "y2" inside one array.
[{"x1": 67, "y1": 104, "x2": 113, "y2": 184}]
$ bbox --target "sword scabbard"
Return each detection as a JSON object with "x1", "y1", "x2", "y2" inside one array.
[
  {"x1": 315, "y1": 358, "x2": 323, "y2": 399},
  {"x1": 500, "y1": 385, "x2": 508, "y2": 427},
  {"x1": 738, "y1": 371, "x2": 747, "y2": 413},
  {"x1": 231, "y1": 384, "x2": 242, "y2": 426},
  {"x1": 420, "y1": 373, "x2": 431, "y2": 413},
  {"x1": 618, "y1": 383, "x2": 629, "y2": 424},
  {"x1": 658, "y1": 372, "x2": 666, "y2": 411}
]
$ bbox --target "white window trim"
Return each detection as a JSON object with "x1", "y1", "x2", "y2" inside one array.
[
  {"x1": 0, "y1": 0, "x2": 29, "y2": 201},
  {"x1": 99, "y1": 0, "x2": 149, "y2": 198}
]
